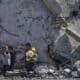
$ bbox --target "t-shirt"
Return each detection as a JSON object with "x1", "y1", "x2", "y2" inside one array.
[
  {"x1": 25, "y1": 50, "x2": 34, "y2": 62},
  {"x1": 25, "y1": 50, "x2": 37, "y2": 62},
  {"x1": 7, "y1": 53, "x2": 11, "y2": 65},
  {"x1": 4, "y1": 52, "x2": 11, "y2": 65}
]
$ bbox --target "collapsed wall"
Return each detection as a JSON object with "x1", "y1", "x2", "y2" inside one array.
[
  {"x1": 0, "y1": 0, "x2": 58, "y2": 63},
  {"x1": 0, "y1": 0, "x2": 80, "y2": 63},
  {"x1": 43, "y1": 0, "x2": 80, "y2": 62}
]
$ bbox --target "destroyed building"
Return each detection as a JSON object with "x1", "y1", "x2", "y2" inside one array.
[{"x1": 0, "y1": 0, "x2": 80, "y2": 79}]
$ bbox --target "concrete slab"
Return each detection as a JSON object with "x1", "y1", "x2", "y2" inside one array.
[
  {"x1": 43, "y1": 0, "x2": 62, "y2": 15},
  {"x1": 66, "y1": 22, "x2": 80, "y2": 42}
]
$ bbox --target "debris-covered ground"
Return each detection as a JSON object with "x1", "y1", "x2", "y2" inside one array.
[
  {"x1": 0, "y1": 0, "x2": 80, "y2": 63},
  {"x1": 0, "y1": 0, "x2": 80, "y2": 80},
  {"x1": 0, "y1": 62, "x2": 80, "y2": 80}
]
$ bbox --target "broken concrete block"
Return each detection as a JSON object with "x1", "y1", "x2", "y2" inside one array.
[
  {"x1": 43, "y1": 0, "x2": 62, "y2": 15},
  {"x1": 71, "y1": 71, "x2": 78, "y2": 78},
  {"x1": 66, "y1": 26, "x2": 80, "y2": 42},
  {"x1": 55, "y1": 34, "x2": 72, "y2": 55},
  {"x1": 74, "y1": 60, "x2": 80, "y2": 68},
  {"x1": 72, "y1": 46, "x2": 80, "y2": 61},
  {"x1": 55, "y1": 17, "x2": 68, "y2": 27}
]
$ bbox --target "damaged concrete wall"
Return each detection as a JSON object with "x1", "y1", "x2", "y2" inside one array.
[
  {"x1": 0, "y1": 0, "x2": 80, "y2": 63},
  {"x1": 0, "y1": 0, "x2": 59, "y2": 63},
  {"x1": 43, "y1": 0, "x2": 80, "y2": 62},
  {"x1": 43, "y1": 0, "x2": 62, "y2": 15}
]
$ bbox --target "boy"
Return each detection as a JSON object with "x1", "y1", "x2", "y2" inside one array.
[{"x1": 24, "y1": 43, "x2": 37, "y2": 72}]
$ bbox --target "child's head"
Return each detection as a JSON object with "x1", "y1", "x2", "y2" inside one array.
[
  {"x1": 25, "y1": 43, "x2": 31, "y2": 51},
  {"x1": 4, "y1": 45, "x2": 13, "y2": 53}
]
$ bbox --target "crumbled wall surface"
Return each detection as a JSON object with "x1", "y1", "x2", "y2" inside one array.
[
  {"x1": 43, "y1": 0, "x2": 80, "y2": 62},
  {"x1": 0, "y1": 0, "x2": 58, "y2": 63},
  {"x1": 0, "y1": 0, "x2": 80, "y2": 63}
]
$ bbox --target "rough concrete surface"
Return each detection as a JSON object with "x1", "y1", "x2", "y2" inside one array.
[
  {"x1": 0, "y1": 0, "x2": 57, "y2": 63},
  {"x1": 0, "y1": 0, "x2": 80, "y2": 80},
  {"x1": 0, "y1": 0, "x2": 80, "y2": 66}
]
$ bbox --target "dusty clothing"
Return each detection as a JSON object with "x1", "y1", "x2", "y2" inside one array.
[
  {"x1": 25, "y1": 50, "x2": 37, "y2": 63},
  {"x1": 1, "y1": 65, "x2": 10, "y2": 76},
  {"x1": 25, "y1": 50, "x2": 37, "y2": 71},
  {"x1": 26, "y1": 51, "x2": 33, "y2": 56},
  {"x1": 25, "y1": 62, "x2": 35, "y2": 71},
  {"x1": 2, "y1": 52, "x2": 11, "y2": 66},
  {"x1": 1, "y1": 52, "x2": 11, "y2": 76},
  {"x1": 2, "y1": 51, "x2": 15, "y2": 66},
  {"x1": 1, "y1": 51, "x2": 15, "y2": 76},
  {"x1": 9, "y1": 51, "x2": 15, "y2": 70}
]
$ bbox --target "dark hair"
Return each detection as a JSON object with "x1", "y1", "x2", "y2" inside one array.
[
  {"x1": 8, "y1": 46, "x2": 13, "y2": 50},
  {"x1": 25, "y1": 43, "x2": 31, "y2": 47}
]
